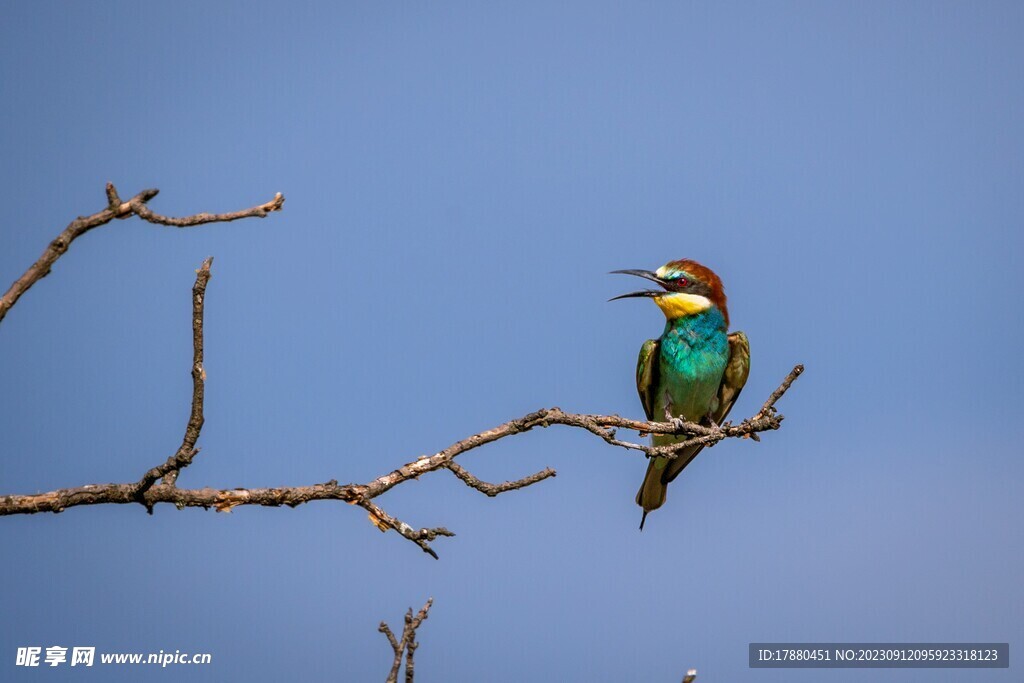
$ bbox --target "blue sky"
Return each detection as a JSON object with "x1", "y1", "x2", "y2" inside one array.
[{"x1": 1, "y1": 2, "x2": 1021, "y2": 681}]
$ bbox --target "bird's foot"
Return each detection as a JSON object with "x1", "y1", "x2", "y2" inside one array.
[{"x1": 670, "y1": 416, "x2": 691, "y2": 433}]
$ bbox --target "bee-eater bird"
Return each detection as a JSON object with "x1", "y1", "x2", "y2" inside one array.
[{"x1": 611, "y1": 259, "x2": 750, "y2": 529}]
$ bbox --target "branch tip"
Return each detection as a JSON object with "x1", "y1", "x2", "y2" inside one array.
[{"x1": 105, "y1": 182, "x2": 122, "y2": 209}]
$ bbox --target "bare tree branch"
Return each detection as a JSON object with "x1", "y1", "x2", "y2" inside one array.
[
  {"x1": 0, "y1": 185, "x2": 804, "y2": 559},
  {"x1": 134, "y1": 256, "x2": 212, "y2": 499},
  {"x1": 130, "y1": 192, "x2": 284, "y2": 227},
  {"x1": 379, "y1": 599, "x2": 432, "y2": 683},
  {"x1": 358, "y1": 498, "x2": 455, "y2": 560},
  {"x1": 445, "y1": 461, "x2": 557, "y2": 497},
  {"x1": 0, "y1": 364, "x2": 802, "y2": 556},
  {"x1": 0, "y1": 183, "x2": 283, "y2": 325}
]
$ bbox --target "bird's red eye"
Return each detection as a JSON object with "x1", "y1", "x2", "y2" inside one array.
[{"x1": 675, "y1": 277, "x2": 688, "y2": 287}]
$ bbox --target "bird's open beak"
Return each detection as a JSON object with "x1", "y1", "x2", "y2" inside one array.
[{"x1": 608, "y1": 269, "x2": 669, "y2": 301}]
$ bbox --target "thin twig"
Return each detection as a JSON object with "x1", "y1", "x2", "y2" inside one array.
[
  {"x1": 378, "y1": 621, "x2": 402, "y2": 683},
  {"x1": 758, "y1": 364, "x2": 805, "y2": 416},
  {"x1": 134, "y1": 257, "x2": 213, "y2": 500},
  {"x1": 446, "y1": 461, "x2": 557, "y2": 497},
  {"x1": 131, "y1": 192, "x2": 284, "y2": 227},
  {"x1": 0, "y1": 183, "x2": 283, "y2": 325},
  {"x1": 358, "y1": 498, "x2": 455, "y2": 560}
]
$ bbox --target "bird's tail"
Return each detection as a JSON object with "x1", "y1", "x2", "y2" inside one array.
[
  {"x1": 636, "y1": 457, "x2": 669, "y2": 530},
  {"x1": 635, "y1": 436, "x2": 706, "y2": 529}
]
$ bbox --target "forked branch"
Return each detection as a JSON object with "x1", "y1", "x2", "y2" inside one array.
[
  {"x1": 379, "y1": 599, "x2": 433, "y2": 683},
  {"x1": 0, "y1": 183, "x2": 283, "y2": 325}
]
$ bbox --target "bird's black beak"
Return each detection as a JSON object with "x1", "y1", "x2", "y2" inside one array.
[{"x1": 609, "y1": 269, "x2": 669, "y2": 302}]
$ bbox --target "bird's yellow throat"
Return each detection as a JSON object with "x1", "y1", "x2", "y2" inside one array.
[{"x1": 654, "y1": 293, "x2": 713, "y2": 319}]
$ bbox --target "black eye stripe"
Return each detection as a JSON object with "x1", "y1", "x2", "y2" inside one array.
[{"x1": 669, "y1": 277, "x2": 711, "y2": 297}]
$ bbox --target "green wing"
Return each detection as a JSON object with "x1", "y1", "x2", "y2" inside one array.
[
  {"x1": 635, "y1": 339, "x2": 660, "y2": 421},
  {"x1": 661, "y1": 330, "x2": 750, "y2": 485},
  {"x1": 713, "y1": 331, "x2": 751, "y2": 425}
]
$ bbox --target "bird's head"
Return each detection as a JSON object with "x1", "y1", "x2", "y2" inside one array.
[{"x1": 610, "y1": 258, "x2": 729, "y2": 325}]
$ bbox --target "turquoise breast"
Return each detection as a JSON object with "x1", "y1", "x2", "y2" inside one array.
[{"x1": 655, "y1": 307, "x2": 729, "y2": 424}]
